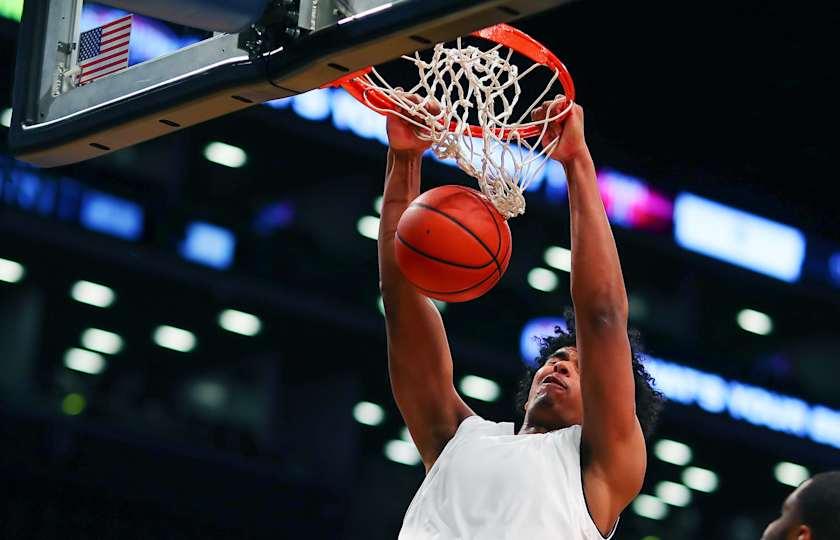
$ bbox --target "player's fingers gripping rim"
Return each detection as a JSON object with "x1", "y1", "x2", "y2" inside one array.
[
  {"x1": 386, "y1": 88, "x2": 442, "y2": 141},
  {"x1": 540, "y1": 128, "x2": 561, "y2": 150}
]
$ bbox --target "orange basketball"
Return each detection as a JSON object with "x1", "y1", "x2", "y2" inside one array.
[{"x1": 395, "y1": 185, "x2": 512, "y2": 302}]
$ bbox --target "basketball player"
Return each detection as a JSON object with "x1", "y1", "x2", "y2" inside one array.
[
  {"x1": 761, "y1": 471, "x2": 840, "y2": 540},
  {"x1": 377, "y1": 96, "x2": 663, "y2": 539}
]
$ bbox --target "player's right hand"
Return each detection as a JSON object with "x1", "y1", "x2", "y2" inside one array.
[
  {"x1": 386, "y1": 92, "x2": 439, "y2": 154},
  {"x1": 531, "y1": 96, "x2": 588, "y2": 165}
]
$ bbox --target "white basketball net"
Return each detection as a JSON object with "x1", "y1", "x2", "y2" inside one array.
[{"x1": 359, "y1": 37, "x2": 571, "y2": 219}]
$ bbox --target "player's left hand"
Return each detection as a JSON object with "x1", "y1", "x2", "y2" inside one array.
[
  {"x1": 386, "y1": 91, "x2": 440, "y2": 155},
  {"x1": 531, "y1": 96, "x2": 588, "y2": 164}
]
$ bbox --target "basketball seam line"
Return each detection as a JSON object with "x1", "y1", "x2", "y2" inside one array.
[
  {"x1": 396, "y1": 232, "x2": 496, "y2": 270},
  {"x1": 410, "y1": 201, "x2": 502, "y2": 276},
  {"x1": 497, "y1": 221, "x2": 511, "y2": 268},
  {"x1": 409, "y1": 261, "x2": 501, "y2": 296},
  {"x1": 477, "y1": 192, "x2": 511, "y2": 270},
  {"x1": 470, "y1": 190, "x2": 503, "y2": 258}
]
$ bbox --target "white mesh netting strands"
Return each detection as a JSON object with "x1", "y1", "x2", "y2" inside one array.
[{"x1": 358, "y1": 37, "x2": 571, "y2": 219}]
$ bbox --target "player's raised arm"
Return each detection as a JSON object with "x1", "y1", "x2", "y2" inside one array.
[
  {"x1": 533, "y1": 99, "x2": 646, "y2": 533},
  {"x1": 379, "y1": 102, "x2": 473, "y2": 471}
]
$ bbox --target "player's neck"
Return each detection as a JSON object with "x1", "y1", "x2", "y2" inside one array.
[
  {"x1": 519, "y1": 407, "x2": 576, "y2": 435},
  {"x1": 519, "y1": 413, "x2": 557, "y2": 435}
]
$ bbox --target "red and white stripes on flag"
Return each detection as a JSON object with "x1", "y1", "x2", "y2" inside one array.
[{"x1": 77, "y1": 14, "x2": 133, "y2": 85}]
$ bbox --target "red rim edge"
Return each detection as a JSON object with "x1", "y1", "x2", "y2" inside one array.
[{"x1": 326, "y1": 23, "x2": 575, "y2": 139}]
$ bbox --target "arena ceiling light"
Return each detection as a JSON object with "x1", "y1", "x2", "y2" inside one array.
[
  {"x1": 0, "y1": 257, "x2": 25, "y2": 283},
  {"x1": 353, "y1": 401, "x2": 385, "y2": 426},
  {"x1": 459, "y1": 375, "x2": 500, "y2": 402},
  {"x1": 70, "y1": 280, "x2": 115, "y2": 308},
  {"x1": 0, "y1": 1, "x2": 22, "y2": 23},
  {"x1": 774, "y1": 462, "x2": 810, "y2": 488},
  {"x1": 153, "y1": 325, "x2": 196, "y2": 352},
  {"x1": 737, "y1": 309, "x2": 773, "y2": 335},
  {"x1": 384, "y1": 439, "x2": 421, "y2": 466},
  {"x1": 628, "y1": 293, "x2": 650, "y2": 322},
  {"x1": 655, "y1": 481, "x2": 692, "y2": 507},
  {"x1": 179, "y1": 222, "x2": 236, "y2": 270},
  {"x1": 682, "y1": 466, "x2": 719, "y2": 493},
  {"x1": 0, "y1": 108, "x2": 11, "y2": 128},
  {"x1": 527, "y1": 268, "x2": 559, "y2": 292},
  {"x1": 674, "y1": 193, "x2": 805, "y2": 283},
  {"x1": 203, "y1": 142, "x2": 247, "y2": 168},
  {"x1": 632, "y1": 494, "x2": 668, "y2": 520},
  {"x1": 190, "y1": 380, "x2": 228, "y2": 409},
  {"x1": 61, "y1": 393, "x2": 86, "y2": 416},
  {"x1": 374, "y1": 196, "x2": 384, "y2": 215},
  {"x1": 80, "y1": 328, "x2": 124, "y2": 355},
  {"x1": 653, "y1": 439, "x2": 693, "y2": 466},
  {"x1": 519, "y1": 317, "x2": 568, "y2": 365},
  {"x1": 64, "y1": 348, "x2": 106, "y2": 375},
  {"x1": 357, "y1": 216, "x2": 380, "y2": 240},
  {"x1": 544, "y1": 246, "x2": 572, "y2": 273},
  {"x1": 218, "y1": 309, "x2": 262, "y2": 336}
]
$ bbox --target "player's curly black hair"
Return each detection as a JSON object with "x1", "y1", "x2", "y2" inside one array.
[{"x1": 515, "y1": 309, "x2": 665, "y2": 440}]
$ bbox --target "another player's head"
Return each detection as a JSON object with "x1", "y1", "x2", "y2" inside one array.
[
  {"x1": 761, "y1": 471, "x2": 840, "y2": 540},
  {"x1": 516, "y1": 310, "x2": 664, "y2": 438}
]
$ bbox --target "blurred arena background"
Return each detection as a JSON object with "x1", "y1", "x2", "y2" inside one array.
[{"x1": 1, "y1": 1, "x2": 838, "y2": 538}]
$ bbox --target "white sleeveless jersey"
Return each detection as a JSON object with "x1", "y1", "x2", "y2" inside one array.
[{"x1": 398, "y1": 416, "x2": 617, "y2": 540}]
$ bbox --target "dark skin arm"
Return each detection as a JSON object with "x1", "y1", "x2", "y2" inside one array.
[
  {"x1": 533, "y1": 99, "x2": 646, "y2": 535},
  {"x1": 379, "y1": 102, "x2": 474, "y2": 472}
]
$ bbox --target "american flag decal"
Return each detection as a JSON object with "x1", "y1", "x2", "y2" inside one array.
[{"x1": 77, "y1": 14, "x2": 133, "y2": 85}]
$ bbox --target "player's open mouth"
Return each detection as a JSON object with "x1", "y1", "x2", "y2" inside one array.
[{"x1": 541, "y1": 375, "x2": 567, "y2": 390}]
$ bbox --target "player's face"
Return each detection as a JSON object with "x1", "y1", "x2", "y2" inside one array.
[
  {"x1": 761, "y1": 481, "x2": 811, "y2": 540},
  {"x1": 524, "y1": 347, "x2": 584, "y2": 430}
]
